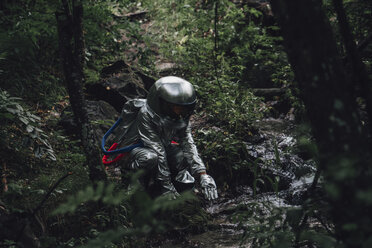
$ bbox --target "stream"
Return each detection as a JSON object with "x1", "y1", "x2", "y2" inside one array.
[{"x1": 156, "y1": 118, "x2": 316, "y2": 248}]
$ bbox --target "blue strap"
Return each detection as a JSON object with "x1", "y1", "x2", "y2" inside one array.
[{"x1": 101, "y1": 117, "x2": 143, "y2": 155}]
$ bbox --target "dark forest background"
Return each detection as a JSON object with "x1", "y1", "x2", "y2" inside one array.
[{"x1": 1, "y1": 0, "x2": 372, "y2": 247}]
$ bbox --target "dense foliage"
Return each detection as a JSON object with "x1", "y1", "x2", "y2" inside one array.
[{"x1": 1, "y1": 0, "x2": 372, "y2": 247}]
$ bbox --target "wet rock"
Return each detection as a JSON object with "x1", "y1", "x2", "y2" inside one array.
[
  {"x1": 266, "y1": 99, "x2": 292, "y2": 118},
  {"x1": 138, "y1": 70, "x2": 157, "y2": 91},
  {"x1": 100, "y1": 61, "x2": 155, "y2": 90},
  {"x1": 59, "y1": 100, "x2": 119, "y2": 143},
  {"x1": 100, "y1": 60, "x2": 128, "y2": 76},
  {"x1": 87, "y1": 61, "x2": 156, "y2": 111},
  {"x1": 86, "y1": 74, "x2": 148, "y2": 112},
  {"x1": 244, "y1": 118, "x2": 316, "y2": 192},
  {"x1": 283, "y1": 175, "x2": 314, "y2": 205}
]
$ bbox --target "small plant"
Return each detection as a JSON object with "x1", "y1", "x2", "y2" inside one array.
[
  {"x1": 250, "y1": 158, "x2": 280, "y2": 197},
  {"x1": 0, "y1": 89, "x2": 56, "y2": 161},
  {"x1": 199, "y1": 80, "x2": 267, "y2": 137}
]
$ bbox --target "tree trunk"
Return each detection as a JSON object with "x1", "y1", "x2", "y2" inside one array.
[
  {"x1": 332, "y1": 0, "x2": 372, "y2": 136},
  {"x1": 56, "y1": 0, "x2": 106, "y2": 182},
  {"x1": 269, "y1": 0, "x2": 372, "y2": 246}
]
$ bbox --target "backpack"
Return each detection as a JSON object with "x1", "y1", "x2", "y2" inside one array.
[{"x1": 101, "y1": 99, "x2": 146, "y2": 165}]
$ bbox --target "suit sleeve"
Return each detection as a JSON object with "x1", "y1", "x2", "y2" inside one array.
[{"x1": 180, "y1": 124, "x2": 206, "y2": 176}]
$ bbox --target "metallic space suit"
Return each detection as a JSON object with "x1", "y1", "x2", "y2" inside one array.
[{"x1": 118, "y1": 76, "x2": 218, "y2": 200}]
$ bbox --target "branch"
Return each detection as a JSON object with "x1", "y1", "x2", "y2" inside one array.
[
  {"x1": 16, "y1": 172, "x2": 73, "y2": 243},
  {"x1": 123, "y1": 10, "x2": 148, "y2": 20},
  {"x1": 32, "y1": 172, "x2": 73, "y2": 215},
  {"x1": 313, "y1": 211, "x2": 335, "y2": 237},
  {"x1": 1, "y1": 160, "x2": 8, "y2": 193}
]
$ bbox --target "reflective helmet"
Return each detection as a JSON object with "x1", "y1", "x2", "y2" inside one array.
[{"x1": 147, "y1": 76, "x2": 196, "y2": 121}]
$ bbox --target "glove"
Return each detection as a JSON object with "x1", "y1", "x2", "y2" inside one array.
[{"x1": 200, "y1": 174, "x2": 218, "y2": 200}]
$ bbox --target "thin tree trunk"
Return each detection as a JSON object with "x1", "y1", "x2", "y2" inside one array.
[
  {"x1": 56, "y1": 0, "x2": 106, "y2": 182},
  {"x1": 269, "y1": 0, "x2": 372, "y2": 246},
  {"x1": 332, "y1": 0, "x2": 372, "y2": 137}
]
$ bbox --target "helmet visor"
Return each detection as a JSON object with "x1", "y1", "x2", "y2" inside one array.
[{"x1": 160, "y1": 98, "x2": 196, "y2": 120}]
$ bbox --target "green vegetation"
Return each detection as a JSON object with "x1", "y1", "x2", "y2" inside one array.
[{"x1": 1, "y1": 0, "x2": 372, "y2": 247}]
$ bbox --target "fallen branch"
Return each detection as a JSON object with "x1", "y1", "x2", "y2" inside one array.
[
  {"x1": 15, "y1": 172, "x2": 73, "y2": 244},
  {"x1": 124, "y1": 10, "x2": 148, "y2": 20},
  {"x1": 112, "y1": 10, "x2": 149, "y2": 20},
  {"x1": 252, "y1": 88, "x2": 287, "y2": 97}
]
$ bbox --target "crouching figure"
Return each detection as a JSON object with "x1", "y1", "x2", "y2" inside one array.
[{"x1": 117, "y1": 76, "x2": 218, "y2": 200}]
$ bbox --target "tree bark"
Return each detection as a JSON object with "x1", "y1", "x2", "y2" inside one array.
[
  {"x1": 1, "y1": 160, "x2": 8, "y2": 193},
  {"x1": 56, "y1": 0, "x2": 106, "y2": 182},
  {"x1": 269, "y1": 0, "x2": 372, "y2": 246}
]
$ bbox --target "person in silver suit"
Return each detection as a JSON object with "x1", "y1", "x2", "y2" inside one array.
[{"x1": 117, "y1": 76, "x2": 218, "y2": 200}]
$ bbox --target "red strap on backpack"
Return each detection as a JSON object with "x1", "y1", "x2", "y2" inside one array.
[
  {"x1": 103, "y1": 141, "x2": 179, "y2": 165},
  {"x1": 102, "y1": 143, "x2": 128, "y2": 165}
]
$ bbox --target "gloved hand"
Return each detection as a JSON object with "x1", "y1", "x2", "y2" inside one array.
[{"x1": 200, "y1": 174, "x2": 218, "y2": 200}]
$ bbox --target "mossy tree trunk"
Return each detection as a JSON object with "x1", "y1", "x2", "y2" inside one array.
[
  {"x1": 270, "y1": 0, "x2": 372, "y2": 246},
  {"x1": 56, "y1": 0, "x2": 106, "y2": 182}
]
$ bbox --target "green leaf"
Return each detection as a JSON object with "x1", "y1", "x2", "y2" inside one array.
[
  {"x1": 20, "y1": 117, "x2": 30, "y2": 125},
  {"x1": 78, "y1": 228, "x2": 127, "y2": 248},
  {"x1": 5, "y1": 107, "x2": 17, "y2": 114},
  {"x1": 26, "y1": 125, "x2": 34, "y2": 133}
]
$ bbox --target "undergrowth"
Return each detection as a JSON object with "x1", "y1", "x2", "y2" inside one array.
[{"x1": 0, "y1": 0, "x2": 330, "y2": 247}]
